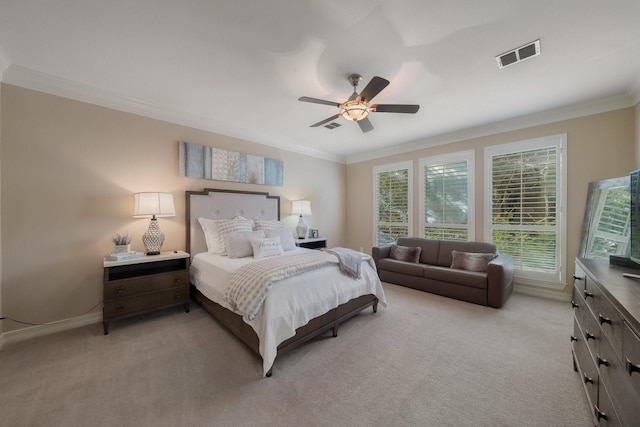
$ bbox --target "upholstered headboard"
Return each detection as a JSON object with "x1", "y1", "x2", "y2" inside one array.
[{"x1": 186, "y1": 188, "x2": 280, "y2": 259}]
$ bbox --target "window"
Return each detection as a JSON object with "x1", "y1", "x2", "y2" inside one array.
[
  {"x1": 373, "y1": 161, "x2": 413, "y2": 246},
  {"x1": 485, "y1": 135, "x2": 566, "y2": 286},
  {"x1": 419, "y1": 151, "x2": 474, "y2": 241}
]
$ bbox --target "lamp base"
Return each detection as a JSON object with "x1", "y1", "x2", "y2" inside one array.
[
  {"x1": 296, "y1": 215, "x2": 308, "y2": 239},
  {"x1": 142, "y1": 217, "x2": 165, "y2": 255}
]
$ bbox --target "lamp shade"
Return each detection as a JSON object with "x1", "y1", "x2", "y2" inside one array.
[
  {"x1": 291, "y1": 200, "x2": 311, "y2": 216},
  {"x1": 133, "y1": 192, "x2": 176, "y2": 218}
]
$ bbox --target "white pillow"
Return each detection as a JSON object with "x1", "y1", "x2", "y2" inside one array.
[
  {"x1": 198, "y1": 217, "x2": 223, "y2": 254},
  {"x1": 265, "y1": 228, "x2": 296, "y2": 251},
  {"x1": 224, "y1": 230, "x2": 265, "y2": 258},
  {"x1": 250, "y1": 237, "x2": 284, "y2": 259},
  {"x1": 216, "y1": 219, "x2": 254, "y2": 255},
  {"x1": 253, "y1": 218, "x2": 286, "y2": 231}
]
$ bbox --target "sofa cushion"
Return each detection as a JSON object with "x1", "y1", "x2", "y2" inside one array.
[
  {"x1": 390, "y1": 244, "x2": 422, "y2": 263},
  {"x1": 437, "y1": 241, "x2": 498, "y2": 267},
  {"x1": 424, "y1": 265, "x2": 488, "y2": 290},
  {"x1": 397, "y1": 237, "x2": 440, "y2": 265},
  {"x1": 378, "y1": 258, "x2": 426, "y2": 277},
  {"x1": 451, "y1": 251, "x2": 496, "y2": 272}
]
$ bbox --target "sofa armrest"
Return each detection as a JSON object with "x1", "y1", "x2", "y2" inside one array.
[
  {"x1": 486, "y1": 254, "x2": 515, "y2": 308},
  {"x1": 372, "y1": 244, "x2": 393, "y2": 271}
]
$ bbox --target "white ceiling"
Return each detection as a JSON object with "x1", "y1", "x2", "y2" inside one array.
[{"x1": 1, "y1": 0, "x2": 639, "y2": 163}]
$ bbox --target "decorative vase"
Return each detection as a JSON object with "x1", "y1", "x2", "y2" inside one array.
[{"x1": 114, "y1": 244, "x2": 131, "y2": 253}]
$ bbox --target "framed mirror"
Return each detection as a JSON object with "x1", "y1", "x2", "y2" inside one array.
[{"x1": 580, "y1": 176, "x2": 630, "y2": 259}]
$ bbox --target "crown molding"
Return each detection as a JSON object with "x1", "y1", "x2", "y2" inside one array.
[
  {"x1": 346, "y1": 93, "x2": 636, "y2": 164},
  {"x1": 2, "y1": 64, "x2": 346, "y2": 163}
]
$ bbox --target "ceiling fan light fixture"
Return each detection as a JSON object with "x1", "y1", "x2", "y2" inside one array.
[{"x1": 340, "y1": 100, "x2": 369, "y2": 121}]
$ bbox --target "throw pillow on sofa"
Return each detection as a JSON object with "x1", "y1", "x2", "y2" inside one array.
[
  {"x1": 450, "y1": 251, "x2": 496, "y2": 272},
  {"x1": 390, "y1": 244, "x2": 422, "y2": 263}
]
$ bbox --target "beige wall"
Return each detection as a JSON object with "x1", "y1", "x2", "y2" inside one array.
[
  {"x1": 0, "y1": 84, "x2": 346, "y2": 333},
  {"x1": 346, "y1": 108, "x2": 637, "y2": 298}
]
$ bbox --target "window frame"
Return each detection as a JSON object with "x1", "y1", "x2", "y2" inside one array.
[
  {"x1": 373, "y1": 161, "x2": 413, "y2": 246},
  {"x1": 419, "y1": 150, "x2": 475, "y2": 241},
  {"x1": 484, "y1": 134, "x2": 567, "y2": 288}
]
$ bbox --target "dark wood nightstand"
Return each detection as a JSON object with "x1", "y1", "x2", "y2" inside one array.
[
  {"x1": 295, "y1": 237, "x2": 327, "y2": 249},
  {"x1": 102, "y1": 250, "x2": 190, "y2": 334}
]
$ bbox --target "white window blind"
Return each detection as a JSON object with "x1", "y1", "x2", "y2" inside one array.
[
  {"x1": 419, "y1": 151, "x2": 474, "y2": 241},
  {"x1": 374, "y1": 161, "x2": 412, "y2": 246},
  {"x1": 485, "y1": 135, "x2": 566, "y2": 285}
]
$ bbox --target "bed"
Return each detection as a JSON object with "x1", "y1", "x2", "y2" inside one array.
[{"x1": 186, "y1": 188, "x2": 386, "y2": 376}]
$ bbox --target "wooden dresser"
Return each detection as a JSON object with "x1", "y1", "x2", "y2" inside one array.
[
  {"x1": 572, "y1": 258, "x2": 640, "y2": 426},
  {"x1": 103, "y1": 251, "x2": 190, "y2": 334}
]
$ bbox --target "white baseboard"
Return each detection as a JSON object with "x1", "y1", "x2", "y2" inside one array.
[
  {"x1": 1, "y1": 311, "x2": 102, "y2": 346},
  {"x1": 514, "y1": 283, "x2": 572, "y2": 302}
]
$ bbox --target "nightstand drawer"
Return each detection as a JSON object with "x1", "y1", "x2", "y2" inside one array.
[
  {"x1": 103, "y1": 287, "x2": 188, "y2": 318},
  {"x1": 104, "y1": 271, "x2": 189, "y2": 300}
]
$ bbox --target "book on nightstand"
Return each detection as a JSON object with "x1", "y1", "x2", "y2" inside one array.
[{"x1": 105, "y1": 251, "x2": 145, "y2": 261}]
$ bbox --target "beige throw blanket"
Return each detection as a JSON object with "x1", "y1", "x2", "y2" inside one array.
[{"x1": 224, "y1": 251, "x2": 337, "y2": 320}]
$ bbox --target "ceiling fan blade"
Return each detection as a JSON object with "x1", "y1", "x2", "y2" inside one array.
[
  {"x1": 358, "y1": 76, "x2": 390, "y2": 103},
  {"x1": 298, "y1": 96, "x2": 341, "y2": 107},
  {"x1": 371, "y1": 104, "x2": 420, "y2": 114},
  {"x1": 357, "y1": 117, "x2": 374, "y2": 133},
  {"x1": 310, "y1": 114, "x2": 341, "y2": 127}
]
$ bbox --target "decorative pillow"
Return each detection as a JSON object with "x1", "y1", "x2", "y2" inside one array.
[
  {"x1": 216, "y1": 219, "x2": 254, "y2": 255},
  {"x1": 265, "y1": 228, "x2": 296, "y2": 251},
  {"x1": 224, "y1": 230, "x2": 265, "y2": 258},
  {"x1": 198, "y1": 217, "x2": 223, "y2": 254},
  {"x1": 389, "y1": 244, "x2": 422, "y2": 263},
  {"x1": 250, "y1": 237, "x2": 284, "y2": 259},
  {"x1": 450, "y1": 251, "x2": 496, "y2": 272},
  {"x1": 253, "y1": 218, "x2": 286, "y2": 231}
]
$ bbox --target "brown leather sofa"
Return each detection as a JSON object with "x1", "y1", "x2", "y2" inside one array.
[{"x1": 372, "y1": 237, "x2": 514, "y2": 308}]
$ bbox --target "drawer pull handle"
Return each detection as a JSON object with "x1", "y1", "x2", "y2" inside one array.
[
  {"x1": 597, "y1": 355, "x2": 609, "y2": 367},
  {"x1": 175, "y1": 293, "x2": 182, "y2": 299},
  {"x1": 573, "y1": 275, "x2": 584, "y2": 281},
  {"x1": 175, "y1": 278, "x2": 181, "y2": 283},
  {"x1": 595, "y1": 407, "x2": 607, "y2": 421},
  {"x1": 570, "y1": 335, "x2": 578, "y2": 342},
  {"x1": 598, "y1": 314, "x2": 612, "y2": 325},
  {"x1": 571, "y1": 300, "x2": 579, "y2": 309},
  {"x1": 116, "y1": 287, "x2": 124, "y2": 294},
  {"x1": 583, "y1": 374, "x2": 593, "y2": 384},
  {"x1": 626, "y1": 358, "x2": 640, "y2": 375},
  {"x1": 583, "y1": 290, "x2": 594, "y2": 299},
  {"x1": 585, "y1": 331, "x2": 596, "y2": 341},
  {"x1": 116, "y1": 306, "x2": 124, "y2": 312}
]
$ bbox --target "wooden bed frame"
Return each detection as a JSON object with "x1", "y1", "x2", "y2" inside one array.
[{"x1": 186, "y1": 188, "x2": 378, "y2": 376}]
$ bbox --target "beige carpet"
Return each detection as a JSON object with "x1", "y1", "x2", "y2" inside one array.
[{"x1": 0, "y1": 284, "x2": 592, "y2": 427}]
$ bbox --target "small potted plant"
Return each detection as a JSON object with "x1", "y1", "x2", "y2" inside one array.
[{"x1": 112, "y1": 232, "x2": 132, "y2": 253}]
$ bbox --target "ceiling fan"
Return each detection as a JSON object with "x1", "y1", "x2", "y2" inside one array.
[{"x1": 298, "y1": 74, "x2": 420, "y2": 133}]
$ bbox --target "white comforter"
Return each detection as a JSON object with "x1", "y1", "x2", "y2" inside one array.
[{"x1": 190, "y1": 248, "x2": 387, "y2": 376}]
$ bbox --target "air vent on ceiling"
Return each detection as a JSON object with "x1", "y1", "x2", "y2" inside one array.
[
  {"x1": 496, "y1": 39, "x2": 540, "y2": 69},
  {"x1": 324, "y1": 122, "x2": 342, "y2": 129}
]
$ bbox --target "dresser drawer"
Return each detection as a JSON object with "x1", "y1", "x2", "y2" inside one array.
[
  {"x1": 104, "y1": 271, "x2": 189, "y2": 300},
  {"x1": 583, "y1": 273, "x2": 601, "y2": 316},
  {"x1": 103, "y1": 286, "x2": 188, "y2": 319},
  {"x1": 581, "y1": 301, "x2": 601, "y2": 360},
  {"x1": 596, "y1": 382, "x2": 622, "y2": 427},
  {"x1": 622, "y1": 322, "x2": 640, "y2": 398},
  {"x1": 573, "y1": 264, "x2": 587, "y2": 291},
  {"x1": 598, "y1": 292, "x2": 624, "y2": 361},
  {"x1": 573, "y1": 318, "x2": 599, "y2": 408},
  {"x1": 599, "y1": 332, "x2": 640, "y2": 427}
]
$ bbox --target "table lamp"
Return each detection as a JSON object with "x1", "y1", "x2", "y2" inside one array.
[{"x1": 133, "y1": 192, "x2": 176, "y2": 255}]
